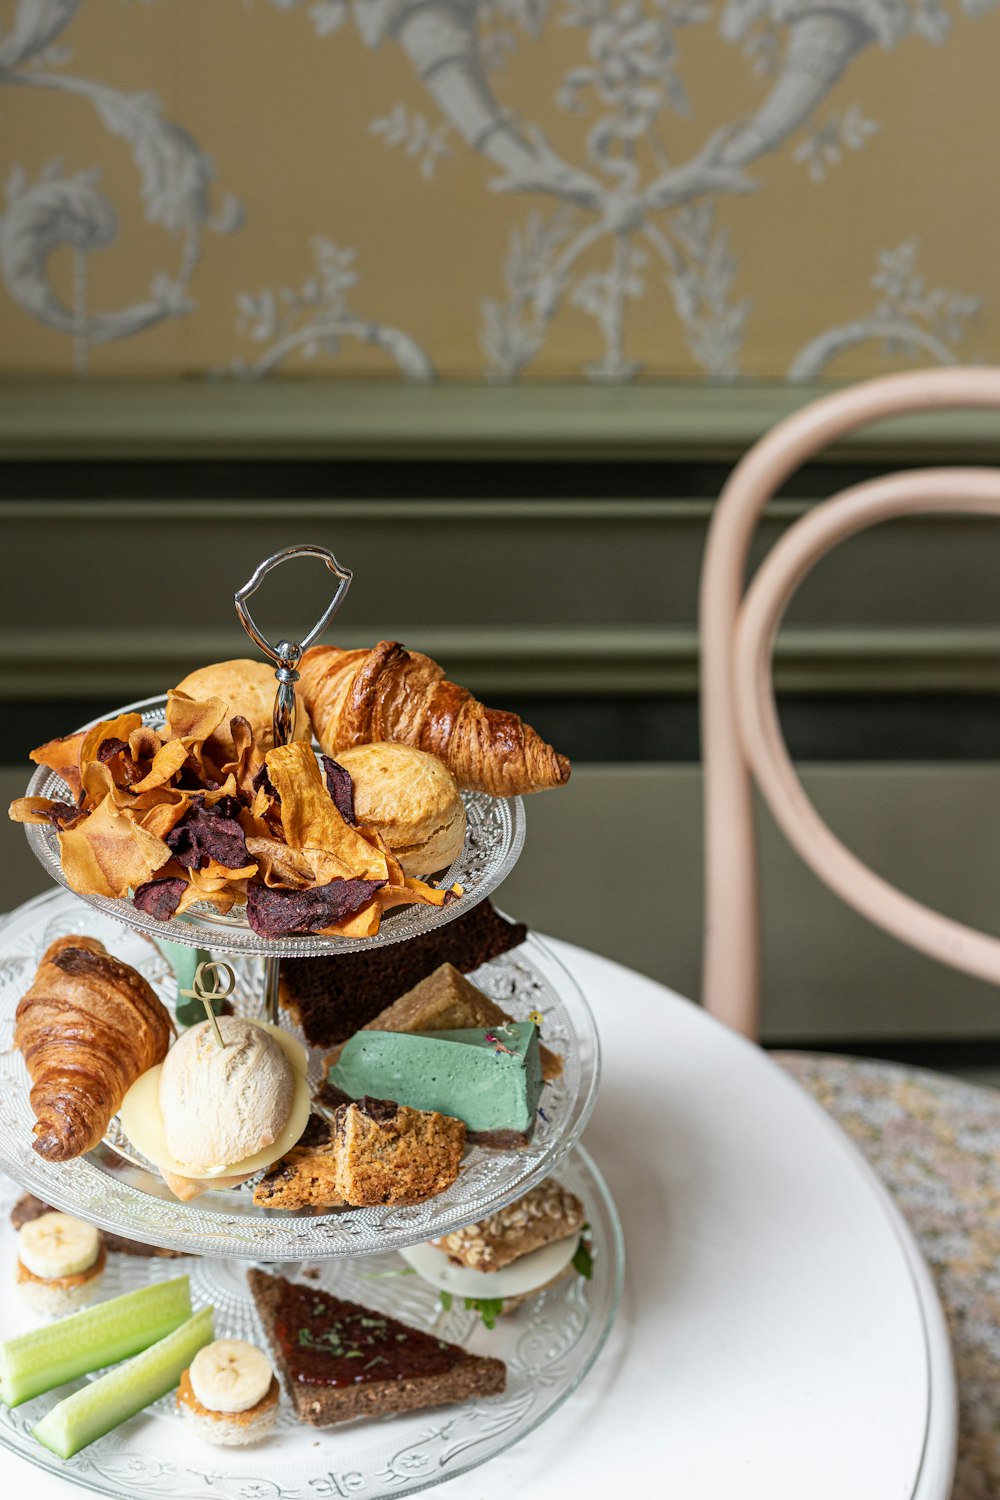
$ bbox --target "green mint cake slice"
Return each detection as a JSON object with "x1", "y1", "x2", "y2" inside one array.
[{"x1": 325, "y1": 1021, "x2": 542, "y2": 1146}]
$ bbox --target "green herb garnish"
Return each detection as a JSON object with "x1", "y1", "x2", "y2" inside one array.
[
  {"x1": 463, "y1": 1296, "x2": 504, "y2": 1331},
  {"x1": 438, "y1": 1291, "x2": 452, "y2": 1313},
  {"x1": 572, "y1": 1230, "x2": 594, "y2": 1281},
  {"x1": 297, "y1": 1327, "x2": 347, "y2": 1355}
]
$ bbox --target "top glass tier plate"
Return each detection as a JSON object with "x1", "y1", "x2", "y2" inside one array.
[{"x1": 22, "y1": 694, "x2": 526, "y2": 956}]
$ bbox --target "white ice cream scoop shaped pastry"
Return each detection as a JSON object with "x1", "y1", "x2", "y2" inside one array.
[
  {"x1": 158, "y1": 1016, "x2": 295, "y2": 1175},
  {"x1": 18, "y1": 1213, "x2": 100, "y2": 1280},
  {"x1": 119, "y1": 1019, "x2": 311, "y2": 1193},
  {"x1": 189, "y1": 1339, "x2": 274, "y2": 1415}
]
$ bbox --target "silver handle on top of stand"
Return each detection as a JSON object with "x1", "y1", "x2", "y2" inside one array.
[
  {"x1": 235, "y1": 544, "x2": 353, "y2": 750},
  {"x1": 234, "y1": 544, "x2": 353, "y2": 1019}
]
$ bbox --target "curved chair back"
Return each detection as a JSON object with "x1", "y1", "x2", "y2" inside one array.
[{"x1": 700, "y1": 367, "x2": 1000, "y2": 1038}]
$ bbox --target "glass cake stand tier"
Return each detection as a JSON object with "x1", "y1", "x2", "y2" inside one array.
[
  {"x1": 0, "y1": 889, "x2": 600, "y2": 1260},
  {"x1": 22, "y1": 695, "x2": 526, "y2": 956},
  {"x1": 0, "y1": 1146, "x2": 623, "y2": 1500}
]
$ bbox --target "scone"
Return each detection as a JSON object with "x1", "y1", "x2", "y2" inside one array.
[
  {"x1": 174, "y1": 659, "x2": 312, "y2": 760},
  {"x1": 334, "y1": 743, "x2": 466, "y2": 876}
]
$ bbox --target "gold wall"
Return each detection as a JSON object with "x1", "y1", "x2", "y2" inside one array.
[{"x1": 2, "y1": 0, "x2": 999, "y2": 382}]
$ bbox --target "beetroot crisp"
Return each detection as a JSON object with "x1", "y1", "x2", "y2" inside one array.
[
  {"x1": 165, "y1": 799, "x2": 250, "y2": 872},
  {"x1": 246, "y1": 877, "x2": 386, "y2": 938},
  {"x1": 133, "y1": 876, "x2": 188, "y2": 920},
  {"x1": 321, "y1": 756, "x2": 355, "y2": 825},
  {"x1": 97, "y1": 738, "x2": 127, "y2": 763},
  {"x1": 38, "y1": 801, "x2": 83, "y2": 830}
]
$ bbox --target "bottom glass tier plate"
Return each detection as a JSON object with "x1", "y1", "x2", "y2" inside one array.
[
  {"x1": 0, "y1": 890, "x2": 600, "y2": 1259},
  {"x1": 0, "y1": 1146, "x2": 623, "y2": 1500}
]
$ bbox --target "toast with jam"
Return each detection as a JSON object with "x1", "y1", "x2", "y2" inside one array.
[{"x1": 247, "y1": 1269, "x2": 506, "y2": 1425}]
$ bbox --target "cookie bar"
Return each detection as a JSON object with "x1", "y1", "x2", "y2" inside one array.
[
  {"x1": 253, "y1": 1098, "x2": 464, "y2": 1209},
  {"x1": 332, "y1": 1096, "x2": 465, "y2": 1206}
]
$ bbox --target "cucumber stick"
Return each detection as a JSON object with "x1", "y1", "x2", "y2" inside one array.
[
  {"x1": 33, "y1": 1306, "x2": 214, "y2": 1459},
  {"x1": 0, "y1": 1276, "x2": 192, "y2": 1407}
]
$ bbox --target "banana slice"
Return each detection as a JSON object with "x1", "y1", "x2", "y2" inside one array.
[
  {"x1": 189, "y1": 1339, "x2": 273, "y2": 1414},
  {"x1": 18, "y1": 1213, "x2": 101, "y2": 1281}
]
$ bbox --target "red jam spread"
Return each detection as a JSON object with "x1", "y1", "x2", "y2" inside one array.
[{"x1": 272, "y1": 1282, "x2": 462, "y2": 1387}]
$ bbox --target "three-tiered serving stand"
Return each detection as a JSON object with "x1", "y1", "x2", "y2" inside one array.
[{"x1": 0, "y1": 548, "x2": 623, "y2": 1499}]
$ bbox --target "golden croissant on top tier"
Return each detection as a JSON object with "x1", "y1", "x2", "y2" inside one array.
[
  {"x1": 297, "y1": 641, "x2": 571, "y2": 798},
  {"x1": 15, "y1": 936, "x2": 172, "y2": 1162}
]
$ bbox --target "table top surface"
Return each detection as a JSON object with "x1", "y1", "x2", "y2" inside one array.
[{"x1": 0, "y1": 937, "x2": 954, "y2": 1500}]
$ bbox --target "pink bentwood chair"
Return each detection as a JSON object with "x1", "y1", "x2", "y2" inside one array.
[
  {"x1": 701, "y1": 365, "x2": 1000, "y2": 1037},
  {"x1": 700, "y1": 365, "x2": 1000, "y2": 1500}
]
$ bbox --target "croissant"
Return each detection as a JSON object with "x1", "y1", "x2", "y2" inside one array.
[
  {"x1": 15, "y1": 936, "x2": 172, "y2": 1162},
  {"x1": 297, "y1": 641, "x2": 571, "y2": 798}
]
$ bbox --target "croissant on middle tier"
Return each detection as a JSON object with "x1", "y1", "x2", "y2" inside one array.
[
  {"x1": 297, "y1": 641, "x2": 571, "y2": 799},
  {"x1": 15, "y1": 936, "x2": 172, "y2": 1162}
]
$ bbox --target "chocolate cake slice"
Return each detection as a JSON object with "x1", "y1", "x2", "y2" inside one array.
[
  {"x1": 279, "y1": 898, "x2": 528, "y2": 1047},
  {"x1": 247, "y1": 1270, "x2": 505, "y2": 1425}
]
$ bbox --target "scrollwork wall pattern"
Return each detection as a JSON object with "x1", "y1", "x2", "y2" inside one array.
[
  {"x1": 0, "y1": 0, "x2": 244, "y2": 372},
  {"x1": 1, "y1": 0, "x2": 996, "y2": 379}
]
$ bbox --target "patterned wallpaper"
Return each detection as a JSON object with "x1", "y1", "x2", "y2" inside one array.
[{"x1": 1, "y1": 0, "x2": 999, "y2": 382}]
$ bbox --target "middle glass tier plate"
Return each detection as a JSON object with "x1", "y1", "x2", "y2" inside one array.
[
  {"x1": 22, "y1": 694, "x2": 526, "y2": 956},
  {"x1": 0, "y1": 889, "x2": 600, "y2": 1260}
]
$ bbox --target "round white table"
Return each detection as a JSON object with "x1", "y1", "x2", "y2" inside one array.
[{"x1": 0, "y1": 940, "x2": 956, "y2": 1500}]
